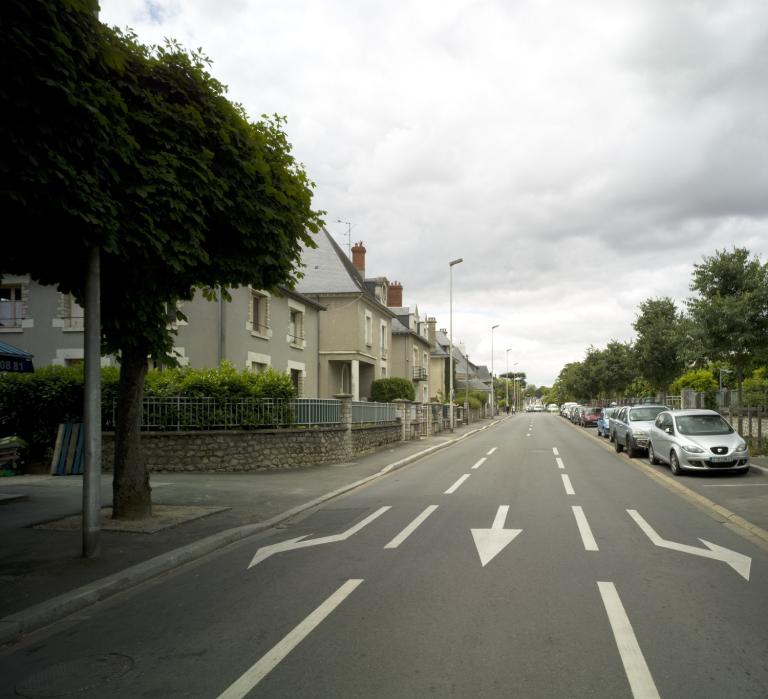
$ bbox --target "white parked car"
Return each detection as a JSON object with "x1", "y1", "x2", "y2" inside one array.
[{"x1": 647, "y1": 409, "x2": 750, "y2": 476}]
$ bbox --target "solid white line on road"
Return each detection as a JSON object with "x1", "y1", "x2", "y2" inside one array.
[
  {"x1": 597, "y1": 581, "x2": 660, "y2": 699},
  {"x1": 486, "y1": 447, "x2": 497, "y2": 456},
  {"x1": 472, "y1": 457, "x2": 487, "y2": 470},
  {"x1": 556, "y1": 457, "x2": 565, "y2": 470},
  {"x1": 384, "y1": 506, "x2": 439, "y2": 549},
  {"x1": 572, "y1": 506, "x2": 598, "y2": 551},
  {"x1": 561, "y1": 474, "x2": 575, "y2": 495},
  {"x1": 445, "y1": 474, "x2": 471, "y2": 494},
  {"x1": 552, "y1": 447, "x2": 559, "y2": 456},
  {"x1": 218, "y1": 579, "x2": 363, "y2": 698}
]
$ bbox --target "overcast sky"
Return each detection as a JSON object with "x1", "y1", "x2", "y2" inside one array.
[{"x1": 100, "y1": 0, "x2": 768, "y2": 387}]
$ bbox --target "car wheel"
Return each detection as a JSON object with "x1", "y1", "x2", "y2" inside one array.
[
  {"x1": 670, "y1": 451, "x2": 682, "y2": 476},
  {"x1": 648, "y1": 443, "x2": 660, "y2": 465},
  {"x1": 626, "y1": 435, "x2": 637, "y2": 458},
  {"x1": 615, "y1": 436, "x2": 623, "y2": 453}
]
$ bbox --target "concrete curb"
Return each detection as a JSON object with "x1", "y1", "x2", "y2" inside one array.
[{"x1": 0, "y1": 421, "x2": 497, "y2": 646}]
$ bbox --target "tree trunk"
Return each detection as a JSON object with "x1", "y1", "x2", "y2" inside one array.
[{"x1": 112, "y1": 344, "x2": 152, "y2": 519}]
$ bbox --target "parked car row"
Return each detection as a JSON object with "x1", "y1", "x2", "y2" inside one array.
[{"x1": 563, "y1": 401, "x2": 750, "y2": 476}]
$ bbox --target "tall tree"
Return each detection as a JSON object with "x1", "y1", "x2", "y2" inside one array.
[
  {"x1": 2, "y1": 1, "x2": 323, "y2": 518},
  {"x1": 633, "y1": 297, "x2": 687, "y2": 394},
  {"x1": 687, "y1": 248, "x2": 768, "y2": 388}
]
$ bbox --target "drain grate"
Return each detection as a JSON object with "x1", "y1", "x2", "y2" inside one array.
[{"x1": 15, "y1": 653, "x2": 134, "y2": 697}]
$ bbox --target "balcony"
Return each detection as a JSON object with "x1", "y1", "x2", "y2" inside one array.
[{"x1": 412, "y1": 366, "x2": 428, "y2": 381}]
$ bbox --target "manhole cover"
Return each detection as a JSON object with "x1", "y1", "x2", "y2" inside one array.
[{"x1": 15, "y1": 653, "x2": 134, "y2": 697}]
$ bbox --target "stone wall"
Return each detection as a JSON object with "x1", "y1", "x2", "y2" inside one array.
[{"x1": 102, "y1": 423, "x2": 401, "y2": 472}]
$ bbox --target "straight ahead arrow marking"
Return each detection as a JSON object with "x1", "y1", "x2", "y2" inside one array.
[
  {"x1": 248, "y1": 506, "x2": 391, "y2": 569},
  {"x1": 471, "y1": 505, "x2": 522, "y2": 567},
  {"x1": 627, "y1": 509, "x2": 751, "y2": 581}
]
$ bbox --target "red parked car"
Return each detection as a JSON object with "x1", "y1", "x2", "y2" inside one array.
[{"x1": 579, "y1": 406, "x2": 602, "y2": 427}]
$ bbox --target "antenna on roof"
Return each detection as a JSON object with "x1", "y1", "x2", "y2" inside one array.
[{"x1": 336, "y1": 219, "x2": 353, "y2": 257}]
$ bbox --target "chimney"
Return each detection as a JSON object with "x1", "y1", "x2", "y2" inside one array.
[
  {"x1": 426, "y1": 317, "x2": 437, "y2": 345},
  {"x1": 387, "y1": 280, "x2": 403, "y2": 307},
  {"x1": 351, "y1": 241, "x2": 366, "y2": 277}
]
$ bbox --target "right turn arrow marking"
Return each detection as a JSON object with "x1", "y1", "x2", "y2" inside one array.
[{"x1": 471, "y1": 505, "x2": 522, "y2": 567}]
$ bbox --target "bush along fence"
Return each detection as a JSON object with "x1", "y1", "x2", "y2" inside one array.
[
  {"x1": 99, "y1": 396, "x2": 480, "y2": 472},
  {"x1": 724, "y1": 407, "x2": 768, "y2": 455}
]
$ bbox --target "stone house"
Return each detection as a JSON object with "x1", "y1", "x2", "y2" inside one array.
[
  {"x1": 0, "y1": 273, "x2": 323, "y2": 397},
  {"x1": 294, "y1": 232, "x2": 396, "y2": 400},
  {"x1": 388, "y1": 286, "x2": 432, "y2": 404}
]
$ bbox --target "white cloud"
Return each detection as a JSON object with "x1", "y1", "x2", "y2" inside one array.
[{"x1": 100, "y1": 0, "x2": 768, "y2": 387}]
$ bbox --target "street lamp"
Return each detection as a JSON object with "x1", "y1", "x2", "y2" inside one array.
[
  {"x1": 505, "y1": 349, "x2": 512, "y2": 412},
  {"x1": 490, "y1": 324, "x2": 499, "y2": 415},
  {"x1": 448, "y1": 258, "x2": 463, "y2": 431}
]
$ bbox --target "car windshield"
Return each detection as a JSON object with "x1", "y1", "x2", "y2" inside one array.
[
  {"x1": 676, "y1": 414, "x2": 734, "y2": 436},
  {"x1": 630, "y1": 407, "x2": 665, "y2": 421}
]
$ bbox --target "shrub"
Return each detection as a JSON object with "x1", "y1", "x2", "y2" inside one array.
[
  {"x1": 743, "y1": 367, "x2": 768, "y2": 408},
  {"x1": 370, "y1": 377, "x2": 415, "y2": 402}
]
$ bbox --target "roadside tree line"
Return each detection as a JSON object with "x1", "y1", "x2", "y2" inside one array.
[{"x1": 548, "y1": 248, "x2": 768, "y2": 407}]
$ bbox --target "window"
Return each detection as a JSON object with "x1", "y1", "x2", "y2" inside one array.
[
  {"x1": 380, "y1": 322, "x2": 388, "y2": 357},
  {"x1": 290, "y1": 368, "x2": 304, "y2": 396},
  {"x1": 251, "y1": 362, "x2": 268, "y2": 374},
  {"x1": 0, "y1": 285, "x2": 23, "y2": 328},
  {"x1": 249, "y1": 291, "x2": 270, "y2": 337},
  {"x1": 67, "y1": 295, "x2": 84, "y2": 330},
  {"x1": 364, "y1": 312, "x2": 373, "y2": 346},
  {"x1": 381, "y1": 366, "x2": 387, "y2": 378},
  {"x1": 288, "y1": 308, "x2": 304, "y2": 347}
]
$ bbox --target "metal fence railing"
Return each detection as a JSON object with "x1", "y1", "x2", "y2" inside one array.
[
  {"x1": 106, "y1": 397, "x2": 342, "y2": 431},
  {"x1": 352, "y1": 401, "x2": 399, "y2": 424}
]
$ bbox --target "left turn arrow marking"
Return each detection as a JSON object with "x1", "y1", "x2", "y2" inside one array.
[{"x1": 248, "y1": 506, "x2": 391, "y2": 568}]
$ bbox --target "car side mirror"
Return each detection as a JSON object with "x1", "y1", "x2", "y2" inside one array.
[{"x1": 665, "y1": 426, "x2": 673, "y2": 435}]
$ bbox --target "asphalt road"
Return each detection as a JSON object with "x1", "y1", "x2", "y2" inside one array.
[{"x1": 2, "y1": 414, "x2": 767, "y2": 698}]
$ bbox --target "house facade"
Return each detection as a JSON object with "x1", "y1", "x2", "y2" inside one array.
[
  {"x1": 295, "y1": 233, "x2": 396, "y2": 401},
  {"x1": 0, "y1": 274, "x2": 322, "y2": 396},
  {"x1": 389, "y1": 292, "x2": 432, "y2": 403}
]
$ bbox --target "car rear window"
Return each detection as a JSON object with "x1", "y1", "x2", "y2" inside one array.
[
  {"x1": 630, "y1": 407, "x2": 665, "y2": 421},
  {"x1": 676, "y1": 414, "x2": 734, "y2": 436}
]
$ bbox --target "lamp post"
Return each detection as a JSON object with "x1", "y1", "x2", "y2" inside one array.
[
  {"x1": 448, "y1": 258, "x2": 463, "y2": 431},
  {"x1": 490, "y1": 324, "x2": 499, "y2": 415},
  {"x1": 505, "y1": 349, "x2": 511, "y2": 411}
]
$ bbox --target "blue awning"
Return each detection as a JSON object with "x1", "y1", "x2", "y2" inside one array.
[{"x1": 0, "y1": 341, "x2": 34, "y2": 373}]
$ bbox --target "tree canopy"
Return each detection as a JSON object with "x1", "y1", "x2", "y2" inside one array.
[{"x1": 2, "y1": 0, "x2": 324, "y2": 517}]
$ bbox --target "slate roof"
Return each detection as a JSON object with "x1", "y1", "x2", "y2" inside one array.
[{"x1": 295, "y1": 229, "x2": 366, "y2": 295}]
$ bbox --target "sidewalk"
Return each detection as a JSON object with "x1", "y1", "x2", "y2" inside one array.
[{"x1": 0, "y1": 418, "x2": 498, "y2": 645}]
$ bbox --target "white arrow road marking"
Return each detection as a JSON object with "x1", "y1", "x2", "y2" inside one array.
[
  {"x1": 486, "y1": 447, "x2": 497, "y2": 456},
  {"x1": 556, "y1": 457, "x2": 565, "y2": 470},
  {"x1": 471, "y1": 505, "x2": 523, "y2": 567},
  {"x1": 598, "y1": 581, "x2": 660, "y2": 699},
  {"x1": 445, "y1": 473, "x2": 471, "y2": 494},
  {"x1": 218, "y1": 579, "x2": 363, "y2": 698},
  {"x1": 384, "y1": 505, "x2": 439, "y2": 549},
  {"x1": 471, "y1": 457, "x2": 486, "y2": 470},
  {"x1": 561, "y1": 474, "x2": 575, "y2": 495},
  {"x1": 248, "y1": 507, "x2": 391, "y2": 568},
  {"x1": 627, "y1": 509, "x2": 752, "y2": 581},
  {"x1": 572, "y1": 506, "x2": 598, "y2": 551}
]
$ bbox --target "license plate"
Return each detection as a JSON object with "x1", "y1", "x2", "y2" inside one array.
[{"x1": 709, "y1": 455, "x2": 732, "y2": 463}]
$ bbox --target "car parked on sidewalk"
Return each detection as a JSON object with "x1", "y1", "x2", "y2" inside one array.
[
  {"x1": 647, "y1": 409, "x2": 750, "y2": 476},
  {"x1": 597, "y1": 407, "x2": 617, "y2": 438},
  {"x1": 612, "y1": 404, "x2": 668, "y2": 457}
]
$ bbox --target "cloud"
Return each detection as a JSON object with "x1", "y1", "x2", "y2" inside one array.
[{"x1": 100, "y1": 0, "x2": 768, "y2": 387}]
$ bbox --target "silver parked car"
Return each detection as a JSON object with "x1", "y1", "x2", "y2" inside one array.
[{"x1": 647, "y1": 409, "x2": 750, "y2": 476}]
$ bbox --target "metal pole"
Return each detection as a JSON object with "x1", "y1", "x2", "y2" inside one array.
[
  {"x1": 490, "y1": 324, "x2": 498, "y2": 415},
  {"x1": 448, "y1": 258, "x2": 462, "y2": 431},
  {"x1": 505, "y1": 349, "x2": 511, "y2": 408},
  {"x1": 83, "y1": 245, "x2": 101, "y2": 558}
]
